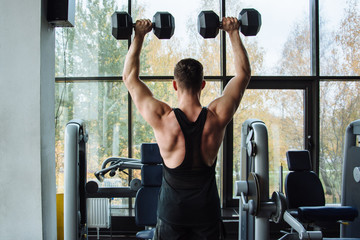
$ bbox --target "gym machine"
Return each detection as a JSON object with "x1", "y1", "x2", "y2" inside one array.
[
  {"x1": 236, "y1": 119, "x2": 360, "y2": 240},
  {"x1": 235, "y1": 119, "x2": 286, "y2": 240},
  {"x1": 64, "y1": 119, "x2": 88, "y2": 240},
  {"x1": 64, "y1": 119, "x2": 143, "y2": 240},
  {"x1": 341, "y1": 119, "x2": 360, "y2": 238}
]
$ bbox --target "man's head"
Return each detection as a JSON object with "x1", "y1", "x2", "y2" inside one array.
[{"x1": 174, "y1": 58, "x2": 205, "y2": 93}]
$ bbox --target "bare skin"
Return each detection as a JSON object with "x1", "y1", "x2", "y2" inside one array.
[{"x1": 122, "y1": 17, "x2": 251, "y2": 169}]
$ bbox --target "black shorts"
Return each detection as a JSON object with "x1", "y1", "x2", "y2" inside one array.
[{"x1": 153, "y1": 219, "x2": 223, "y2": 240}]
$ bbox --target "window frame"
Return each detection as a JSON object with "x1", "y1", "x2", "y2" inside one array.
[{"x1": 54, "y1": 0, "x2": 360, "y2": 209}]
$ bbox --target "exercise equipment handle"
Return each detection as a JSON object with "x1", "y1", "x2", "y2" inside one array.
[
  {"x1": 95, "y1": 157, "x2": 142, "y2": 182},
  {"x1": 240, "y1": 192, "x2": 255, "y2": 215},
  {"x1": 283, "y1": 211, "x2": 323, "y2": 240}
]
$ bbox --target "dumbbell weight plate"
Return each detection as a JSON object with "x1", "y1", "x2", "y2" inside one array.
[
  {"x1": 239, "y1": 8, "x2": 262, "y2": 36},
  {"x1": 130, "y1": 178, "x2": 141, "y2": 191},
  {"x1": 248, "y1": 172, "x2": 260, "y2": 216},
  {"x1": 197, "y1": 11, "x2": 220, "y2": 38},
  {"x1": 111, "y1": 11, "x2": 133, "y2": 40},
  {"x1": 153, "y1": 12, "x2": 175, "y2": 39},
  {"x1": 85, "y1": 180, "x2": 99, "y2": 194},
  {"x1": 270, "y1": 191, "x2": 287, "y2": 223}
]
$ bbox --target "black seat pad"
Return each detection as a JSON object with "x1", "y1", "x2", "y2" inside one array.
[{"x1": 297, "y1": 206, "x2": 358, "y2": 222}]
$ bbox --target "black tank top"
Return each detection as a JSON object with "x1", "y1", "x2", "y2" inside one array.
[{"x1": 158, "y1": 107, "x2": 221, "y2": 226}]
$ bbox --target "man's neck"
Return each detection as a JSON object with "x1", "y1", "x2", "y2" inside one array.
[
  {"x1": 178, "y1": 91, "x2": 201, "y2": 105},
  {"x1": 177, "y1": 93, "x2": 203, "y2": 121}
]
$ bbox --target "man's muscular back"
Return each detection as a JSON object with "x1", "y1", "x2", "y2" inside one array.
[
  {"x1": 122, "y1": 16, "x2": 251, "y2": 169},
  {"x1": 152, "y1": 104, "x2": 227, "y2": 169}
]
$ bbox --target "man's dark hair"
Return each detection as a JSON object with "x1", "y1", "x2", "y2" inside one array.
[{"x1": 174, "y1": 58, "x2": 203, "y2": 93}]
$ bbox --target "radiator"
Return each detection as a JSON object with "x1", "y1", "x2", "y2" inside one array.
[{"x1": 86, "y1": 198, "x2": 111, "y2": 229}]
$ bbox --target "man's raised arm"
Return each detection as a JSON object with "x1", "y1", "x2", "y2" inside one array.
[
  {"x1": 122, "y1": 20, "x2": 171, "y2": 129},
  {"x1": 209, "y1": 17, "x2": 251, "y2": 127}
]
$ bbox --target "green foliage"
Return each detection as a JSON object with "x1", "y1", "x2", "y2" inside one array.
[
  {"x1": 55, "y1": 0, "x2": 360, "y2": 202},
  {"x1": 277, "y1": 0, "x2": 360, "y2": 203},
  {"x1": 319, "y1": 0, "x2": 360, "y2": 203}
]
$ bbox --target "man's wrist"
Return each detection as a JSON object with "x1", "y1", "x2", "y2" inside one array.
[
  {"x1": 134, "y1": 32, "x2": 146, "y2": 41},
  {"x1": 227, "y1": 31, "x2": 241, "y2": 42},
  {"x1": 227, "y1": 30, "x2": 240, "y2": 37},
  {"x1": 132, "y1": 35, "x2": 146, "y2": 47}
]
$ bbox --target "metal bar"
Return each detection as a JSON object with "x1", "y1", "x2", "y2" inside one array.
[
  {"x1": 127, "y1": 0, "x2": 133, "y2": 160},
  {"x1": 55, "y1": 76, "x2": 227, "y2": 82},
  {"x1": 310, "y1": 0, "x2": 320, "y2": 77},
  {"x1": 55, "y1": 75, "x2": 360, "y2": 83},
  {"x1": 86, "y1": 187, "x2": 137, "y2": 198},
  {"x1": 220, "y1": 0, "x2": 234, "y2": 209},
  {"x1": 311, "y1": 79, "x2": 320, "y2": 173},
  {"x1": 252, "y1": 122, "x2": 270, "y2": 240},
  {"x1": 304, "y1": 86, "x2": 310, "y2": 151},
  {"x1": 309, "y1": 0, "x2": 321, "y2": 174},
  {"x1": 318, "y1": 76, "x2": 360, "y2": 80},
  {"x1": 220, "y1": 0, "x2": 226, "y2": 77},
  {"x1": 309, "y1": 0, "x2": 320, "y2": 172},
  {"x1": 128, "y1": 0, "x2": 133, "y2": 210}
]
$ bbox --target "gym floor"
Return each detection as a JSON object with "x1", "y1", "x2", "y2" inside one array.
[{"x1": 85, "y1": 206, "x2": 341, "y2": 240}]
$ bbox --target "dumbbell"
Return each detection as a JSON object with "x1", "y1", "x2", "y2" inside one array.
[
  {"x1": 197, "y1": 9, "x2": 262, "y2": 38},
  {"x1": 111, "y1": 11, "x2": 175, "y2": 40}
]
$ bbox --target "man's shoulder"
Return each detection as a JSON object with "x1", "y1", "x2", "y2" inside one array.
[
  {"x1": 157, "y1": 110, "x2": 178, "y2": 128},
  {"x1": 205, "y1": 108, "x2": 222, "y2": 126},
  {"x1": 206, "y1": 101, "x2": 234, "y2": 129}
]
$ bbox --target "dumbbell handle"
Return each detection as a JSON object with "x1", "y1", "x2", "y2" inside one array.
[
  {"x1": 131, "y1": 22, "x2": 156, "y2": 28},
  {"x1": 218, "y1": 18, "x2": 242, "y2": 29}
]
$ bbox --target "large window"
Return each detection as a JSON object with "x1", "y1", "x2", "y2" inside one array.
[
  {"x1": 233, "y1": 89, "x2": 305, "y2": 197},
  {"x1": 226, "y1": 0, "x2": 310, "y2": 76},
  {"x1": 55, "y1": 81, "x2": 129, "y2": 194},
  {"x1": 318, "y1": 0, "x2": 360, "y2": 203},
  {"x1": 55, "y1": 0, "x2": 360, "y2": 208},
  {"x1": 55, "y1": 2, "x2": 128, "y2": 77},
  {"x1": 320, "y1": 0, "x2": 360, "y2": 76},
  {"x1": 319, "y1": 81, "x2": 360, "y2": 203},
  {"x1": 133, "y1": 0, "x2": 221, "y2": 75}
]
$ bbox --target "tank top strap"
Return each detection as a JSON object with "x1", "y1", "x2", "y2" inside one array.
[
  {"x1": 158, "y1": 107, "x2": 221, "y2": 225},
  {"x1": 173, "y1": 107, "x2": 207, "y2": 136},
  {"x1": 172, "y1": 107, "x2": 208, "y2": 169}
]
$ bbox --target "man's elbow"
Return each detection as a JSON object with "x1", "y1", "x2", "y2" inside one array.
[
  {"x1": 122, "y1": 74, "x2": 128, "y2": 83},
  {"x1": 122, "y1": 72, "x2": 132, "y2": 84},
  {"x1": 243, "y1": 66, "x2": 251, "y2": 82}
]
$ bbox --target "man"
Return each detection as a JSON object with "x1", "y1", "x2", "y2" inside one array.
[{"x1": 123, "y1": 17, "x2": 251, "y2": 240}]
